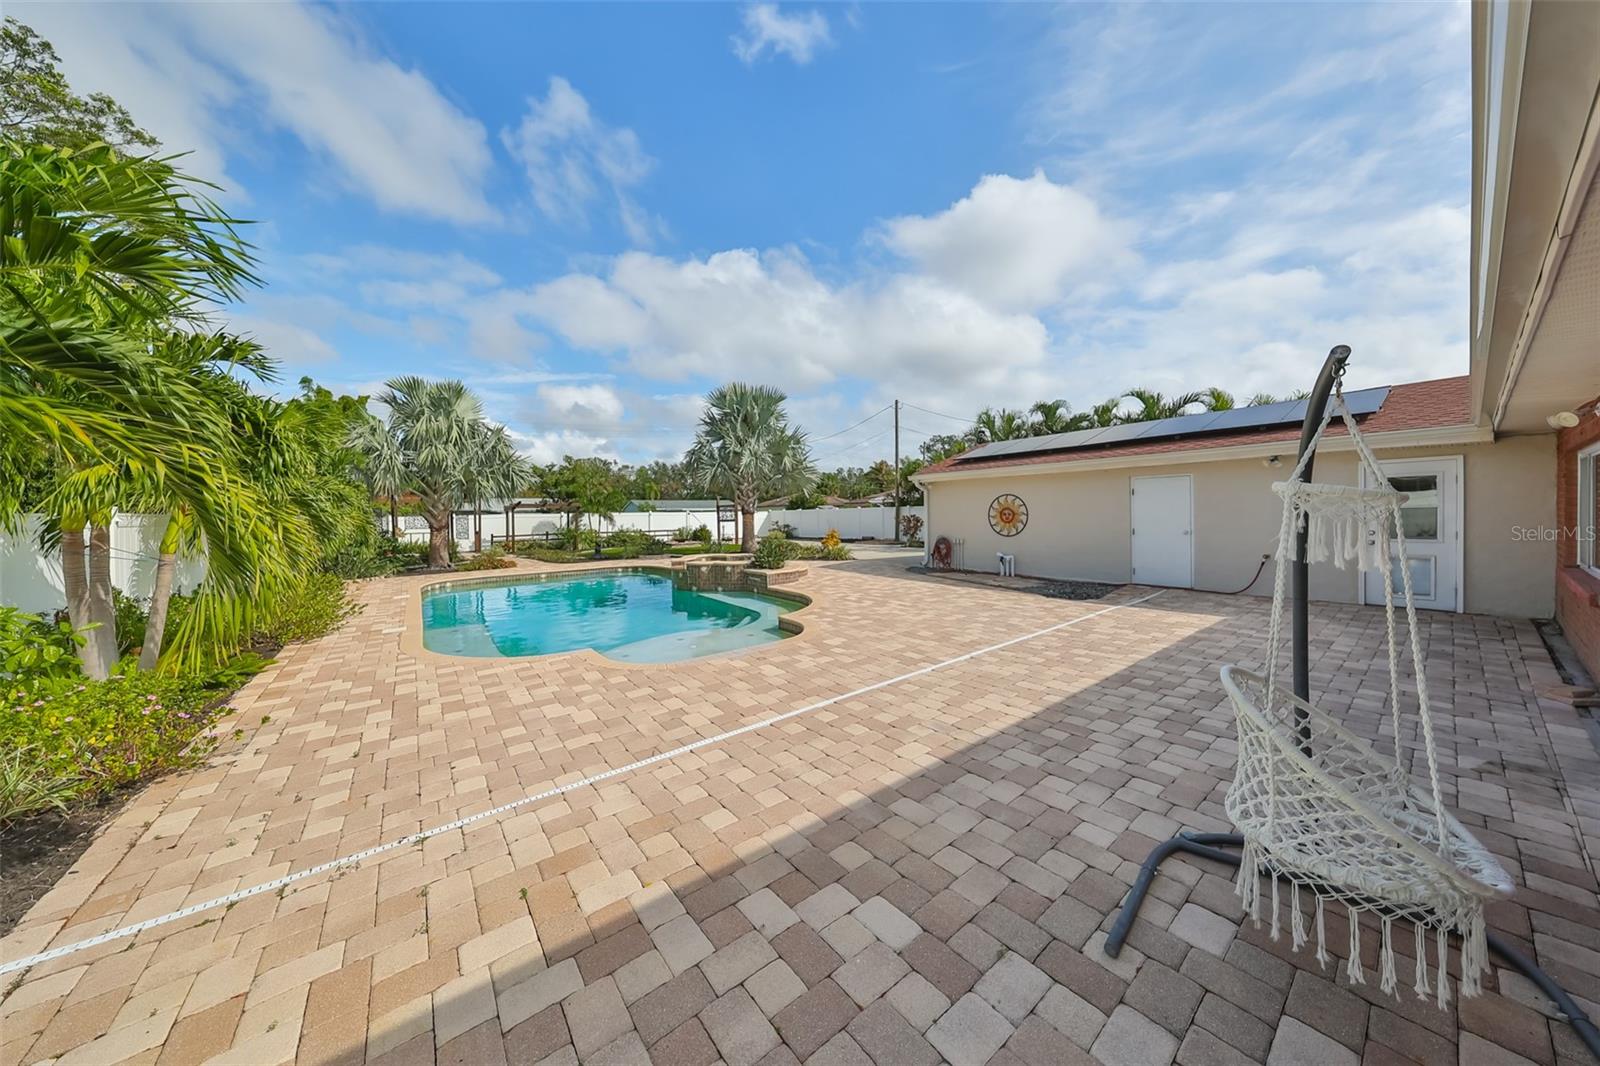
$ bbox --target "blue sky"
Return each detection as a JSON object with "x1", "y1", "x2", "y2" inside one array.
[{"x1": 18, "y1": 1, "x2": 1470, "y2": 467}]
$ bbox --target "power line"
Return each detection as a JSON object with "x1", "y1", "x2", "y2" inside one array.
[
  {"x1": 902, "y1": 402, "x2": 971, "y2": 425},
  {"x1": 809, "y1": 404, "x2": 893, "y2": 442},
  {"x1": 812, "y1": 427, "x2": 893, "y2": 462}
]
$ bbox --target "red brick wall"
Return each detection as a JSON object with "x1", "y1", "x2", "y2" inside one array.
[{"x1": 1556, "y1": 395, "x2": 1600, "y2": 680}]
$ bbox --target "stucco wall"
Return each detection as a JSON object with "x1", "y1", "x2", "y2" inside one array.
[{"x1": 922, "y1": 434, "x2": 1556, "y2": 619}]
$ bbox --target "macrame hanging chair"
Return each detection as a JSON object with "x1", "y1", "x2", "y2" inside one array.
[{"x1": 1221, "y1": 385, "x2": 1514, "y2": 1007}]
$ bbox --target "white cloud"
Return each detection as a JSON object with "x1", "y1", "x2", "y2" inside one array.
[
  {"x1": 732, "y1": 4, "x2": 833, "y2": 66},
  {"x1": 226, "y1": 314, "x2": 339, "y2": 366},
  {"x1": 11, "y1": 2, "x2": 496, "y2": 223},
  {"x1": 537, "y1": 383, "x2": 627, "y2": 428},
  {"x1": 881, "y1": 172, "x2": 1133, "y2": 311},
  {"x1": 503, "y1": 77, "x2": 663, "y2": 245},
  {"x1": 528, "y1": 242, "x2": 1051, "y2": 397}
]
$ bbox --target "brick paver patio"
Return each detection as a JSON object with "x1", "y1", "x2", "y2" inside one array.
[{"x1": 3, "y1": 555, "x2": 1598, "y2": 1065}]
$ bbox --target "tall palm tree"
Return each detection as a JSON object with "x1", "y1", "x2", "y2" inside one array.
[
  {"x1": 365, "y1": 377, "x2": 525, "y2": 568},
  {"x1": 1199, "y1": 387, "x2": 1235, "y2": 411},
  {"x1": 685, "y1": 383, "x2": 815, "y2": 551}
]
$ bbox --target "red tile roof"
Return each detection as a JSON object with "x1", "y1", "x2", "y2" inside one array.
[{"x1": 915, "y1": 376, "x2": 1473, "y2": 477}]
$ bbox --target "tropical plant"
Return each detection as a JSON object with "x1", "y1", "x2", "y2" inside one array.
[
  {"x1": 685, "y1": 383, "x2": 815, "y2": 551},
  {"x1": 463, "y1": 422, "x2": 527, "y2": 551},
  {"x1": 1116, "y1": 388, "x2": 1209, "y2": 423},
  {"x1": 0, "y1": 748, "x2": 82, "y2": 825},
  {"x1": 357, "y1": 377, "x2": 529, "y2": 569},
  {"x1": 971, "y1": 407, "x2": 1032, "y2": 443},
  {"x1": 0, "y1": 142, "x2": 302, "y2": 677},
  {"x1": 751, "y1": 530, "x2": 791, "y2": 570},
  {"x1": 0, "y1": 607, "x2": 83, "y2": 696}
]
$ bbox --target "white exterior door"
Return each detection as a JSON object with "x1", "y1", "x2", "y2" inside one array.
[
  {"x1": 1361, "y1": 457, "x2": 1461, "y2": 612},
  {"x1": 1131, "y1": 475, "x2": 1193, "y2": 588}
]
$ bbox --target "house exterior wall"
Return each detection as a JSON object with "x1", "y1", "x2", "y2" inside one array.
[
  {"x1": 1555, "y1": 396, "x2": 1600, "y2": 679},
  {"x1": 922, "y1": 434, "x2": 1556, "y2": 619}
]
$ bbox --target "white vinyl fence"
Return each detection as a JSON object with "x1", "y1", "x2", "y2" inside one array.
[
  {"x1": 0, "y1": 515, "x2": 207, "y2": 616},
  {"x1": 383, "y1": 505, "x2": 925, "y2": 551},
  {"x1": 760, "y1": 506, "x2": 923, "y2": 541}
]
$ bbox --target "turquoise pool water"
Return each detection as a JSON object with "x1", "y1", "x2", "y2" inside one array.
[{"x1": 421, "y1": 570, "x2": 797, "y2": 663}]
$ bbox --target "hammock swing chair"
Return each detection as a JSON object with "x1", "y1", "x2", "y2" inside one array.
[
  {"x1": 1223, "y1": 375, "x2": 1512, "y2": 1004},
  {"x1": 1104, "y1": 346, "x2": 1600, "y2": 1057}
]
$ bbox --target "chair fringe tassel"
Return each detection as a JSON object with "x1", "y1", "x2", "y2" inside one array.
[{"x1": 1234, "y1": 841, "x2": 1489, "y2": 1004}]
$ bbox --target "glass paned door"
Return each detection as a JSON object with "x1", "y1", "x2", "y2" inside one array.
[{"x1": 1362, "y1": 459, "x2": 1459, "y2": 611}]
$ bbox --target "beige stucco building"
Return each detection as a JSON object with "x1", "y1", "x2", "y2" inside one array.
[{"x1": 916, "y1": 376, "x2": 1559, "y2": 619}]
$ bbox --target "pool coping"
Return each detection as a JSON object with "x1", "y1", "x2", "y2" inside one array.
[{"x1": 397, "y1": 559, "x2": 817, "y2": 669}]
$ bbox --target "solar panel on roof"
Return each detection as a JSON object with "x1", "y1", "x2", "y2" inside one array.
[{"x1": 948, "y1": 385, "x2": 1392, "y2": 464}]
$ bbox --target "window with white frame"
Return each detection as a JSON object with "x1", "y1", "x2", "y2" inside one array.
[{"x1": 1581, "y1": 443, "x2": 1600, "y2": 575}]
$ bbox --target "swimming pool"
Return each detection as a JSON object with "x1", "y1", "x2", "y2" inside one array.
[{"x1": 420, "y1": 569, "x2": 799, "y2": 663}]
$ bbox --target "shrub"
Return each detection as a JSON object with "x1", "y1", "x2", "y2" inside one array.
[
  {"x1": 693, "y1": 525, "x2": 712, "y2": 544},
  {"x1": 674, "y1": 525, "x2": 698, "y2": 542},
  {"x1": 0, "y1": 667, "x2": 232, "y2": 797},
  {"x1": 788, "y1": 542, "x2": 853, "y2": 562},
  {"x1": 775, "y1": 522, "x2": 798, "y2": 538},
  {"x1": 0, "y1": 748, "x2": 82, "y2": 825},
  {"x1": 256, "y1": 573, "x2": 356, "y2": 645},
  {"x1": 899, "y1": 514, "x2": 924, "y2": 542},
  {"x1": 0, "y1": 607, "x2": 85, "y2": 698},
  {"x1": 113, "y1": 589, "x2": 149, "y2": 655},
  {"x1": 457, "y1": 547, "x2": 518, "y2": 572},
  {"x1": 751, "y1": 531, "x2": 791, "y2": 570},
  {"x1": 603, "y1": 529, "x2": 668, "y2": 554},
  {"x1": 821, "y1": 528, "x2": 843, "y2": 550}
]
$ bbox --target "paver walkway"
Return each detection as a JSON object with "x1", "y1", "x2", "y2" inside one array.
[{"x1": 3, "y1": 555, "x2": 1598, "y2": 1065}]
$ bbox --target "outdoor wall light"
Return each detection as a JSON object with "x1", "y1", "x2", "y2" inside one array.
[{"x1": 1547, "y1": 411, "x2": 1581, "y2": 429}]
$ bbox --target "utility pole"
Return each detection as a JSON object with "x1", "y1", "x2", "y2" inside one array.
[{"x1": 893, "y1": 399, "x2": 902, "y2": 544}]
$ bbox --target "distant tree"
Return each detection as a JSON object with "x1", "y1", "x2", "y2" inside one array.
[
  {"x1": 685, "y1": 383, "x2": 815, "y2": 551},
  {"x1": 1245, "y1": 389, "x2": 1310, "y2": 406},
  {"x1": 1117, "y1": 388, "x2": 1209, "y2": 423},
  {"x1": 919, "y1": 434, "x2": 968, "y2": 463},
  {"x1": 1, "y1": 18, "x2": 158, "y2": 151},
  {"x1": 1199, "y1": 387, "x2": 1235, "y2": 411},
  {"x1": 1028, "y1": 399, "x2": 1093, "y2": 435},
  {"x1": 971, "y1": 408, "x2": 1031, "y2": 443},
  {"x1": 865, "y1": 459, "x2": 897, "y2": 497},
  {"x1": 541, "y1": 456, "x2": 627, "y2": 542}
]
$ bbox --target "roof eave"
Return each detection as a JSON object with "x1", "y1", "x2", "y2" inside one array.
[{"x1": 913, "y1": 422, "x2": 1493, "y2": 484}]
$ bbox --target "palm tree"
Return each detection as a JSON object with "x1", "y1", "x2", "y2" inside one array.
[
  {"x1": 363, "y1": 377, "x2": 526, "y2": 569},
  {"x1": 1117, "y1": 388, "x2": 1209, "y2": 423},
  {"x1": 1245, "y1": 389, "x2": 1310, "y2": 406},
  {"x1": 3, "y1": 142, "x2": 266, "y2": 677},
  {"x1": 1029, "y1": 399, "x2": 1074, "y2": 435},
  {"x1": 350, "y1": 414, "x2": 407, "y2": 541},
  {"x1": 1199, "y1": 387, "x2": 1235, "y2": 411},
  {"x1": 970, "y1": 407, "x2": 1031, "y2": 444},
  {"x1": 685, "y1": 383, "x2": 815, "y2": 551},
  {"x1": 463, "y1": 422, "x2": 528, "y2": 551}
]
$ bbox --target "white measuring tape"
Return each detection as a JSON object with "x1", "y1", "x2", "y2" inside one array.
[{"x1": 1, "y1": 590, "x2": 1161, "y2": 977}]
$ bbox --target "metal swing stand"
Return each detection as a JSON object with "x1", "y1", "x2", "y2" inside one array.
[{"x1": 1100, "y1": 345, "x2": 1600, "y2": 1060}]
